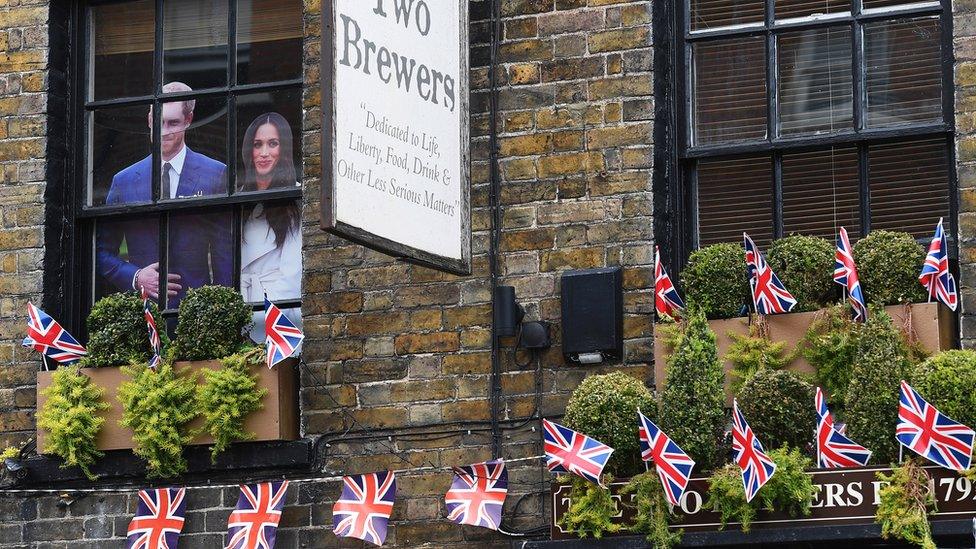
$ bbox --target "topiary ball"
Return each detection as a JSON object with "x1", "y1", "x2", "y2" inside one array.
[
  {"x1": 681, "y1": 243, "x2": 749, "y2": 319},
  {"x1": 767, "y1": 235, "x2": 835, "y2": 312},
  {"x1": 563, "y1": 372, "x2": 656, "y2": 477},
  {"x1": 84, "y1": 292, "x2": 167, "y2": 367},
  {"x1": 853, "y1": 230, "x2": 926, "y2": 306},
  {"x1": 174, "y1": 286, "x2": 252, "y2": 361},
  {"x1": 910, "y1": 350, "x2": 976, "y2": 428},
  {"x1": 737, "y1": 369, "x2": 816, "y2": 452}
]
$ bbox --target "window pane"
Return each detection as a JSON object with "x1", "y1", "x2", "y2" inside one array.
[
  {"x1": 95, "y1": 215, "x2": 160, "y2": 301},
  {"x1": 778, "y1": 26, "x2": 853, "y2": 136},
  {"x1": 865, "y1": 17, "x2": 942, "y2": 128},
  {"x1": 159, "y1": 96, "x2": 228, "y2": 200},
  {"x1": 235, "y1": 89, "x2": 303, "y2": 193},
  {"x1": 693, "y1": 37, "x2": 768, "y2": 144},
  {"x1": 776, "y1": 0, "x2": 850, "y2": 20},
  {"x1": 782, "y1": 146, "x2": 861, "y2": 239},
  {"x1": 691, "y1": 0, "x2": 764, "y2": 31},
  {"x1": 237, "y1": 0, "x2": 303, "y2": 85},
  {"x1": 89, "y1": 1, "x2": 154, "y2": 101},
  {"x1": 697, "y1": 155, "x2": 774, "y2": 246},
  {"x1": 166, "y1": 209, "x2": 234, "y2": 309},
  {"x1": 869, "y1": 137, "x2": 949, "y2": 239},
  {"x1": 863, "y1": 0, "x2": 934, "y2": 9},
  {"x1": 241, "y1": 200, "x2": 302, "y2": 304},
  {"x1": 163, "y1": 0, "x2": 228, "y2": 90},
  {"x1": 89, "y1": 105, "x2": 152, "y2": 207}
]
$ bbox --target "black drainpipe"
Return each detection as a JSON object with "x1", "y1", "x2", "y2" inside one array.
[{"x1": 487, "y1": 0, "x2": 504, "y2": 459}]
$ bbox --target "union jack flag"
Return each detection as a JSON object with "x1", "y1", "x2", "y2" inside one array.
[
  {"x1": 833, "y1": 227, "x2": 868, "y2": 322},
  {"x1": 332, "y1": 471, "x2": 396, "y2": 546},
  {"x1": 23, "y1": 302, "x2": 87, "y2": 366},
  {"x1": 743, "y1": 233, "x2": 797, "y2": 315},
  {"x1": 732, "y1": 399, "x2": 777, "y2": 502},
  {"x1": 225, "y1": 481, "x2": 289, "y2": 549},
  {"x1": 126, "y1": 487, "x2": 186, "y2": 549},
  {"x1": 445, "y1": 460, "x2": 508, "y2": 531},
  {"x1": 815, "y1": 387, "x2": 871, "y2": 468},
  {"x1": 897, "y1": 381, "x2": 975, "y2": 471},
  {"x1": 264, "y1": 297, "x2": 304, "y2": 369},
  {"x1": 637, "y1": 410, "x2": 695, "y2": 506},
  {"x1": 654, "y1": 245, "x2": 685, "y2": 319},
  {"x1": 542, "y1": 419, "x2": 614, "y2": 486},
  {"x1": 142, "y1": 287, "x2": 162, "y2": 370},
  {"x1": 919, "y1": 218, "x2": 958, "y2": 311}
]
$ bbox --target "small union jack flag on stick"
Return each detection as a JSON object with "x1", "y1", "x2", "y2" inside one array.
[
  {"x1": 833, "y1": 227, "x2": 868, "y2": 322},
  {"x1": 445, "y1": 459, "x2": 508, "y2": 531},
  {"x1": 732, "y1": 399, "x2": 777, "y2": 502},
  {"x1": 126, "y1": 487, "x2": 186, "y2": 549},
  {"x1": 226, "y1": 481, "x2": 289, "y2": 549},
  {"x1": 333, "y1": 470, "x2": 397, "y2": 546},
  {"x1": 897, "y1": 381, "x2": 975, "y2": 471},
  {"x1": 142, "y1": 287, "x2": 162, "y2": 370},
  {"x1": 264, "y1": 296, "x2": 304, "y2": 369},
  {"x1": 919, "y1": 218, "x2": 958, "y2": 311},
  {"x1": 23, "y1": 302, "x2": 87, "y2": 367},
  {"x1": 637, "y1": 410, "x2": 695, "y2": 506},
  {"x1": 815, "y1": 388, "x2": 871, "y2": 468},
  {"x1": 542, "y1": 419, "x2": 614, "y2": 486},
  {"x1": 654, "y1": 245, "x2": 685, "y2": 319},
  {"x1": 743, "y1": 233, "x2": 797, "y2": 315}
]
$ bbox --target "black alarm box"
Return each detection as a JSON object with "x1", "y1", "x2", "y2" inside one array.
[{"x1": 560, "y1": 267, "x2": 623, "y2": 364}]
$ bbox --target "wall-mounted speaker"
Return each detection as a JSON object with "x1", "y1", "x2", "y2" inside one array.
[{"x1": 560, "y1": 267, "x2": 623, "y2": 364}]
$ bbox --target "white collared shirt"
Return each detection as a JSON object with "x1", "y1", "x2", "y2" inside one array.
[{"x1": 162, "y1": 145, "x2": 187, "y2": 199}]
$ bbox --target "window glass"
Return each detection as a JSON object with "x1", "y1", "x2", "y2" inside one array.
[
  {"x1": 778, "y1": 26, "x2": 853, "y2": 136},
  {"x1": 863, "y1": 0, "x2": 936, "y2": 9},
  {"x1": 237, "y1": 0, "x2": 303, "y2": 85},
  {"x1": 690, "y1": 0, "x2": 764, "y2": 31},
  {"x1": 782, "y1": 147, "x2": 861, "y2": 239},
  {"x1": 693, "y1": 37, "x2": 768, "y2": 144},
  {"x1": 236, "y1": 89, "x2": 303, "y2": 193},
  {"x1": 697, "y1": 155, "x2": 774, "y2": 246},
  {"x1": 869, "y1": 137, "x2": 949, "y2": 239},
  {"x1": 165, "y1": 209, "x2": 235, "y2": 309},
  {"x1": 89, "y1": 105, "x2": 153, "y2": 207},
  {"x1": 775, "y1": 0, "x2": 850, "y2": 20},
  {"x1": 241, "y1": 200, "x2": 302, "y2": 304},
  {"x1": 159, "y1": 95, "x2": 228, "y2": 201},
  {"x1": 163, "y1": 0, "x2": 229, "y2": 90},
  {"x1": 865, "y1": 17, "x2": 943, "y2": 128},
  {"x1": 89, "y1": 0, "x2": 155, "y2": 101},
  {"x1": 95, "y1": 215, "x2": 160, "y2": 301}
]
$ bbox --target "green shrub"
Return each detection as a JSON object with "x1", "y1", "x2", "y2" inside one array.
[
  {"x1": 681, "y1": 243, "x2": 749, "y2": 319},
  {"x1": 725, "y1": 324, "x2": 792, "y2": 394},
  {"x1": 621, "y1": 471, "x2": 683, "y2": 548},
  {"x1": 845, "y1": 310, "x2": 912, "y2": 463},
  {"x1": 706, "y1": 446, "x2": 817, "y2": 532},
  {"x1": 118, "y1": 362, "x2": 198, "y2": 478},
  {"x1": 853, "y1": 230, "x2": 926, "y2": 305},
  {"x1": 563, "y1": 372, "x2": 656, "y2": 477},
  {"x1": 660, "y1": 307, "x2": 726, "y2": 470},
  {"x1": 82, "y1": 292, "x2": 167, "y2": 367},
  {"x1": 737, "y1": 369, "x2": 816, "y2": 452},
  {"x1": 801, "y1": 305, "x2": 862, "y2": 405},
  {"x1": 875, "y1": 459, "x2": 937, "y2": 549},
  {"x1": 909, "y1": 350, "x2": 976, "y2": 429},
  {"x1": 557, "y1": 476, "x2": 623, "y2": 539},
  {"x1": 0, "y1": 447, "x2": 19, "y2": 462},
  {"x1": 766, "y1": 235, "x2": 835, "y2": 312},
  {"x1": 37, "y1": 366, "x2": 109, "y2": 480},
  {"x1": 197, "y1": 347, "x2": 268, "y2": 462},
  {"x1": 173, "y1": 286, "x2": 252, "y2": 361}
]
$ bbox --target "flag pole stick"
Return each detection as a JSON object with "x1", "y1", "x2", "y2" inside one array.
[{"x1": 898, "y1": 444, "x2": 904, "y2": 464}]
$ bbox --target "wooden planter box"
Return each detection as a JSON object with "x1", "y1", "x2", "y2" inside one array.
[
  {"x1": 653, "y1": 302, "x2": 955, "y2": 404},
  {"x1": 36, "y1": 359, "x2": 299, "y2": 452}
]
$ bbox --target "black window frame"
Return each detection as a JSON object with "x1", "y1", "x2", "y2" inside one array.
[{"x1": 654, "y1": 0, "x2": 958, "y2": 273}]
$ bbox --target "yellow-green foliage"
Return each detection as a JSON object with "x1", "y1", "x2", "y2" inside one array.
[
  {"x1": 621, "y1": 471, "x2": 683, "y2": 548},
  {"x1": 118, "y1": 362, "x2": 198, "y2": 478},
  {"x1": 37, "y1": 366, "x2": 108, "y2": 480},
  {"x1": 725, "y1": 323, "x2": 792, "y2": 393},
  {"x1": 875, "y1": 459, "x2": 937, "y2": 549},
  {"x1": 197, "y1": 347, "x2": 268, "y2": 462},
  {"x1": 558, "y1": 476, "x2": 623, "y2": 539},
  {"x1": 0, "y1": 447, "x2": 19, "y2": 461},
  {"x1": 705, "y1": 447, "x2": 816, "y2": 532},
  {"x1": 802, "y1": 305, "x2": 861, "y2": 404}
]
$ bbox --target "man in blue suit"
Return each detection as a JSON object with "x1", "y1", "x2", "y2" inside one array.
[{"x1": 96, "y1": 82, "x2": 233, "y2": 306}]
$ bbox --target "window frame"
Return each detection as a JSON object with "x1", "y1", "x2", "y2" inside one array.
[{"x1": 653, "y1": 0, "x2": 958, "y2": 272}]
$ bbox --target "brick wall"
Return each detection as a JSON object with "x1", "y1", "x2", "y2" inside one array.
[{"x1": 956, "y1": 0, "x2": 976, "y2": 347}]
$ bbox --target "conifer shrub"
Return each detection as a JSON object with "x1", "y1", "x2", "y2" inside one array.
[
  {"x1": 737, "y1": 369, "x2": 816, "y2": 451},
  {"x1": 197, "y1": 347, "x2": 268, "y2": 462},
  {"x1": 83, "y1": 292, "x2": 167, "y2": 367},
  {"x1": 557, "y1": 475, "x2": 623, "y2": 539},
  {"x1": 173, "y1": 286, "x2": 252, "y2": 361},
  {"x1": 563, "y1": 372, "x2": 656, "y2": 477},
  {"x1": 853, "y1": 230, "x2": 926, "y2": 305},
  {"x1": 37, "y1": 366, "x2": 109, "y2": 480},
  {"x1": 766, "y1": 235, "x2": 835, "y2": 312},
  {"x1": 845, "y1": 310, "x2": 912, "y2": 463},
  {"x1": 660, "y1": 307, "x2": 726, "y2": 470},
  {"x1": 621, "y1": 471, "x2": 683, "y2": 548},
  {"x1": 875, "y1": 459, "x2": 937, "y2": 549},
  {"x1": 909, "y1": 350, "x2": 976, "y2": 429},
  {"x1": 680, "y1": 243, "x2": 749, "y2": 319},
  {"x1": 724, "y1": 324, "x2": 792, "y2": 394},
  {"x1": 801, "y1": 305, "x2": 861, "y2": 404}
]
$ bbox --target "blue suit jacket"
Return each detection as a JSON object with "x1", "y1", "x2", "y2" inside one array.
[{"x1": 96, "y1": 148, "x2": 233, "y2": 305}]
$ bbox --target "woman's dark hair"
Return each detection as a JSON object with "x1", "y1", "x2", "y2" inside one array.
[{"x1": 241, "y1": 112, "x2": 299, "y2": 248}]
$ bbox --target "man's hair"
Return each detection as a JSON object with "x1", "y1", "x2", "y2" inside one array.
[{"x1": 161, "y1": 82, "x2": 195, "y2": 118}]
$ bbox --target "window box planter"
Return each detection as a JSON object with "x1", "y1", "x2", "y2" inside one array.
[
  {"x1": 653, "y1": 302, "x2": 954, "y2": 402},
  {"x1": 35, "y1": 359, "x2": 299, "y2": 452}
]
